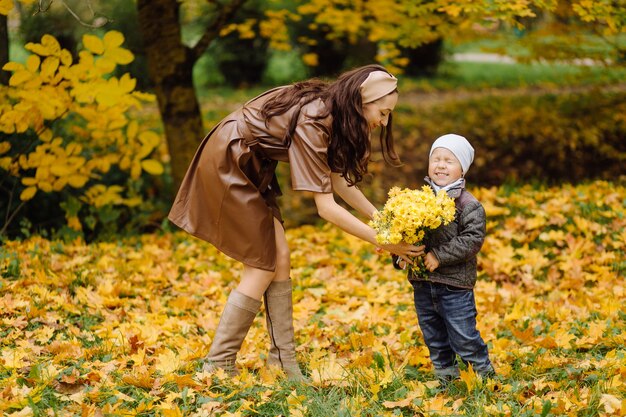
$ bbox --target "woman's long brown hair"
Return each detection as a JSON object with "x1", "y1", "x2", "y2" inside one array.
[{"x1": 260, "y1": 64, "x2": 401, "y2": 186}]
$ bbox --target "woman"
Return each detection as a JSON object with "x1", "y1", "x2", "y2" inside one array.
[{"x1": 169, "y1": 64, "x2": 424, "y2": 380}]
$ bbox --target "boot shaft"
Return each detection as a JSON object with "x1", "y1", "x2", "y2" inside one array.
[
  {"x1": 264, "y1": 279, "x2": 306, "y2": 381},
  {"x1": 206, "y1": 290, "x2": 261, "y2": 367}
]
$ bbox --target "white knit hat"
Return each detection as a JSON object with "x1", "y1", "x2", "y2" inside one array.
[{"x1": 429, "y1": 134, "x2": 475, "y2": 175}]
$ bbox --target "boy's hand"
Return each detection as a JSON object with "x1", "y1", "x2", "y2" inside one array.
[
  {"x1": 424, "y1": 252, "x2": 439, "y2": 272},
  {"x1": 397, "y1": 258, "x2": 408, "y2": 270}
]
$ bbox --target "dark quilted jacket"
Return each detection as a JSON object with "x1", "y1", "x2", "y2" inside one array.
[{"x1": 394, "y1": 182, "x2": 486, "y2": 289}]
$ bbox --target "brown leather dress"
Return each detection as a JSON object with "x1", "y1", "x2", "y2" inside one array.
[{"x1": 168, "y1": 87, "x2": 333, "y2": 271}]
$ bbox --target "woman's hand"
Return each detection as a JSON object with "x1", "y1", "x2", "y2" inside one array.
[{"x1": 381, "y1": 242, "x2": 425, "y2": 265}]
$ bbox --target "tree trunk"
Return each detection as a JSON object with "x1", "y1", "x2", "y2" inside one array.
[
  {"x1": 0, "y1": 14, "x2": 9, "y2": 85},
  {"x1": 136, "y1": 0, "x2": 205, "y2": 191}
]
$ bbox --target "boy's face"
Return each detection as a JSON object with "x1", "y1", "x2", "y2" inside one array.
[{"x1": 429, "y1": 147, "x2": 463, "y2": 187}]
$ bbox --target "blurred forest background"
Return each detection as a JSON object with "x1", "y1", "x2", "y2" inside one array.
[{"x1": 1, "y1": 0, "x2": 625, "y2": 240}]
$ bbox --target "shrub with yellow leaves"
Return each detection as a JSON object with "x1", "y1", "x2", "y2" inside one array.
[
  {"x1": 370, "y1": 185, "x2": 456, "y2": 277},
  {"x1": 0, "y1": 31, "x2": 164, "y2": 238}
]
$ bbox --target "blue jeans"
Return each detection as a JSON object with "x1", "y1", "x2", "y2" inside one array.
[{"x1": 411, "y1": 280, "x2": 494, "y2": 379}]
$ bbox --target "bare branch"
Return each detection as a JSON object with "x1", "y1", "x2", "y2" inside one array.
[
  {"x1": 59, "y1": 0, "x2": 109, "y2": 28},
  {"x1": 33, "y1": 0, "x2": 54, "y2": 15},
  {"x1": 0, "y1": 176, "x2": 27, "y2": 237},
  {"x1": 31, "y1": 0, "x2": 110, "y2": 28},
  {"x1": 191, "y1": 0, "x2": 248, "y2": 61},
  {"x1": 86, "y1": 0, "x2": 95, "y2": 17}
]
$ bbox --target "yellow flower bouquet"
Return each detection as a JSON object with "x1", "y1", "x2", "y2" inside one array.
[{"x1": 370, "y1": 186, "x2": 456, "y2": 277}]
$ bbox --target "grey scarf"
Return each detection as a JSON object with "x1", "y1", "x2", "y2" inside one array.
[{"x1": 424, "y1": 176, "x2": 465, "y2": 198}]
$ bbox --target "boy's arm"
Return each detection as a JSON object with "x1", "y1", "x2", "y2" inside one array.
[{"x1": 430, "y1": 201, "x2": 486, "y2": 266}]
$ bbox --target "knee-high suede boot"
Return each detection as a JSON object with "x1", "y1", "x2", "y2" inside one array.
[
  {"x1": 203, "y1": 289, "x2": 261, "y2": 376},
  {"x1": 264, "y1": 279, "x2": 307, "y2": 381}
]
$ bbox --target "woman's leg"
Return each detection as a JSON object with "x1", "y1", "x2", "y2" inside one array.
[
  {"x1": 237, "y1": 217, "x2": 290, "y2": 300},
  {"x1": 261, "y1": 219, "x2": 306, "y2": 380},
  {"x1": 202, "y1": 289, "x2": 261, "y2": 376},
  {"x1": 204, "y1": 218, "x2": 289, "y2": 376}
]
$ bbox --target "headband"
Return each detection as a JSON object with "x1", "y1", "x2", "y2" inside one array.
[{"x1": 360, "y1": 70, "x2": 398, "y2": 104}]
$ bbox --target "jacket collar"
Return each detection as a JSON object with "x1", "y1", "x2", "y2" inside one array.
[{"x1": 424, "y1": 176, "x2": 465, "y2": 199}]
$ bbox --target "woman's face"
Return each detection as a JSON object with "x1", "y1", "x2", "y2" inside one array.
[
  {"x1": 363, "y1": 92, "x2": 398, "y2": 131},
  {"x1": 428, "y1": 147, "x2": 463, "y2": 187}
]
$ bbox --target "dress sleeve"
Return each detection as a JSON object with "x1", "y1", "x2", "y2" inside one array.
[{"x1": 288, "y1": 117, "x2": 333, "y2": 193}]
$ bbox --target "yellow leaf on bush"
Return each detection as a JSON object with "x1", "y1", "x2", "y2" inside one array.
[
  {"x1": 141, "y1": 159, "x2": 163, "y2": 175},
  {"x1": 107, "y1": 47, "x2": 134, "y2": 65},
  {"x1": 41, "y1": 57, "x2": 60, "y2": 80},
  {"x1": 76, "y1": 50, "x2": 95, "y2": 70},
  {"x1": 132, "y1": 91, "x2": 156, "y2": 102},
  {"x1": 139, "y1": 130, "x2": 161, "y2": 148},
  {"x1": 66, "y1": 142, "x2": 83, "y2": 156},
  {"x1": 26, "y1": 55, "x2": 41, "y2": 72},
  {"x1": 35, "y1": 166, "x2": 50, "y2": 181},
  {"x1": 0, "y1": 156, "x2": 11, "y2": 170},
  {"x1": 68, "y1": 175, "x2": 89, "y2": 188},
  {"x1": 60, "y1": 49, "x2": 72, "y2": 66},
  {"x1": 53, "y1": 177, "x2": 68, "y2": 191},
  {"x1": 50, "y1": 164, "x2": 74, "y2": 177},
  {"x1": 95, "y1": 56, "x2": 116, "y2": 74},
  {"x1": 119, "y1": 73, "x2": 136, "y2": 93},
  {"x1": 137, "y1": 145, "x2": 153, "y2": 160},
  {"x1": 83, "y1": 34, "x2": 105, "y2": 55},
  {"x1": 67, "y1": 216, "x2": 82, "y2": 231},
  {"x1": 2, "y1": 61, "x2": 23, "y2": 72},
  {"x1": 119, "y1": 155, "x2": 131, "y2": 171},
  {"x1": 103, "y1": 30, "x2": 125, "y2": 49},
  {"x1": 0, "y1": 0, "x2": 14, "y2": 15},
  {"x1": 108, "y1": 117, "x2": 128, "y2": 130},
  {"x1": 25, "y1": 34, "x2": 61, "y2": 57},
  {"x1": 39, "y1": 181, "x2": 53, "y2": 193},
  {"x1": 20, "y1": 186, "x2": 37, "y2": 201},
  {"x1": 127, "y1": 120, "x2": 138, "y2": 140},
  {"x1": 302, "y1": 53, "x2": 319, "y2": 67},
  {"x1": 9, "y1": 70, "x2": 32, "y2": 86},
  {"x1": 22, "y1": 177, "x2": 37, "y2": 187},
  {"x1": 131, "y1": 160, "x2": 142, "y2": 179}
]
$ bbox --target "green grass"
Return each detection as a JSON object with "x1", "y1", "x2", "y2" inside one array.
[
  {"x1": 197, "y1": 58, "x2": 626, "y2": 113},
  {"x1": 401, "y1": 60, "x2": 626, "y2": 92},
  {"x1": 446, "y1": 33, "x2": 626, "y2": 58}
]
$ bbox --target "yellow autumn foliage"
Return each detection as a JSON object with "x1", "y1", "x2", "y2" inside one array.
[
  {"x1": 0, "y1": 0, "x2": 34, "y2": 16},
  {"x1": 290, "y1": 0, "x2": 625, "y2": 71},
  {"x1": 0, "y1": 32, "x2": 163, "y2": 232},
  {"x1": 0, "y1": 180, "x2": 624, "y2": 415}
]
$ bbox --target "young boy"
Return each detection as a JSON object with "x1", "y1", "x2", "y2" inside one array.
[{"x1": 395, "y1": 133, "x2": 495, "y2": 382}]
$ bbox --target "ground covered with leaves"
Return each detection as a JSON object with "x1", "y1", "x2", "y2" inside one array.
[{"x1": 1, "y1": 180, "x2": 624, "y2": 416}]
